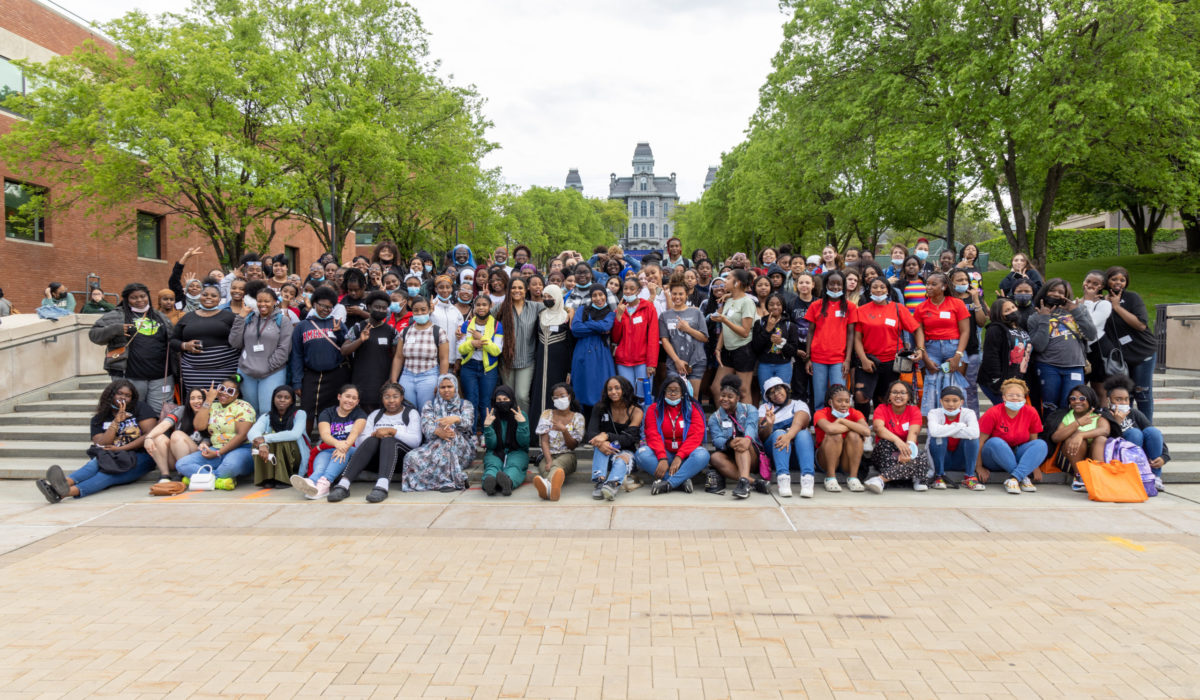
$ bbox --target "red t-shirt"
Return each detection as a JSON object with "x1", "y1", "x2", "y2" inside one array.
[
  {"x1": 872, "y1": 404, "x2": 922, "y2": 441},
  {"x1": 856, "y1": 302, "x2": 919, "y2": 362},
  {"x1": 979, "y1": 404, "x2": 1043, "y2": 448},
  {"x1": 912, "y1": 296, "x2": 968, "y2": 341},
  {"x1": 804, "y1": 299, "x2": 859, "y2": 365},
  {"x1": 813, "y1": 406, "x2": 865, "y2": 446}
]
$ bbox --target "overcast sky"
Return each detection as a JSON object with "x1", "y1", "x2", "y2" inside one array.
[{"x1": 49, "y1": 0, "x2": 785, "y2": 202}]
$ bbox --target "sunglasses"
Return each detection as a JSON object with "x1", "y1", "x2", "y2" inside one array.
[
  {"x1": 216, "y1": 385, "x2": 238, "y2": 396},
  {"x1": 1067, "y1": 395, "x2": 1089, "y2": 403}
]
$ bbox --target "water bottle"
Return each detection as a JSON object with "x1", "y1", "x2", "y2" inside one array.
[{"x1": 641, "y1": 377, "x2": 653, "y2": 402}]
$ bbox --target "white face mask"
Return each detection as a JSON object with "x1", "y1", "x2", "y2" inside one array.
[
  {"x1": 1112, "y1": 403, "x2": 1131, "y2": 414},
  {"x1": 553, "y1": 397, "x2": 570, "y2": 411}
]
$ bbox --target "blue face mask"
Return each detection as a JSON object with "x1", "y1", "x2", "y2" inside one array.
[
  {"x1": 590, "y1": 302, "x2": 607, "y2": 311},
  {"x1": 827, "y1": 290, "x2": 843, "y2": 298},
  {"x1": 870, "y1": 293, "x2": 889, "y2": 303},
  {"x1": 412, "y1": 313, "x2": 430, "y2": 325},
  {"x1": 831, "y1": 408, "x2": 849, "y2": 419},
  {"x1": 943, "y1": 407, "x2": 961, "y2": 417},
  {"x1": 915, "y1": 249, "x2": 929, "y2": 261},
  {"x1": 424, "y1": 264, "x2": 433, "y2": 273},
  {"x1": 953, "y1": 284, "x2": 969, "y2": 294},
  {"x1": 314, "y1": 309, "x2": 331, "y2": 320},
  {"x1": 436, "y1": 293, "x2": 451, "y2": 302},
  {"x1": 576, "y1": 281, "x2": 591, "y2": 290},
  {"x1": 1004, "y1": 400, "x2": 1025, "y2": 412},
  {"x1": 623, "y1": 294, "x2": 638, "y2": 303},
  {"x1": 664, "y1": 397, "x2": 681, "y2": 406},
  {"x1": 388, "y1": 302, "x2": 403, "y2": 313},
  {"x1": 406, "y1": 286, "x2": 421, "y2": 297},
  {"x1": 312, "y1": 275, "x2": 324, "y2": 282}
]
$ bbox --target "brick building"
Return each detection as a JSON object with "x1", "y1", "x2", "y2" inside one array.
[{"x1": 0, "y1": 0, "x2": 339, "y2": 315}]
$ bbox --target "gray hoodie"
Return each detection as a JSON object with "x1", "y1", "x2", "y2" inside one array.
[
  {"x1": 230, "y1": 310, "x2": 294, "y2": 378},
  {"x1": 1027, "y1": 305, "x2": 1096, "y2": 368}
]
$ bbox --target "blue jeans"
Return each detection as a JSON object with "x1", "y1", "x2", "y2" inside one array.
[
  {"x1": 633, "y1": 446, "x2": 710, "y2": 488},
  {"x1": 922, "y1": 339, "x2": 968, "y2": 414},
  {"x1": 981, "y1": 437, "x2": 1047, "y2": 482},
  {"x1": 1036, "y1": 362, "x2": 1085, "y2": 412},
  {"x1": 1123, "y1": 426, "x2": 1164, "y2": 476},
  {"x1": 1128, "y1": 354, "x2": 1157, "y2": 420},
  {"x1": 240, "y1": 367, "x2": 287, "y2": 416},
  {"x1": 592, "y1": 447, "x2": 633, "y2": 485},
  {"x1": 768, "y1": 427, "x2": 815, "y2": 476},
  {"x1": 176, "y1": 445, "x2": 255, "y2": 480},
  {"x1": 980, "y1": 384, "x2": 1001, "y2": 407},
  {"x1": 927, "y1": 437, "x2": 980, "y2": 477},
  {"x1": 401, "y1": 367, "x2": 439, "y2": 413},
  {"x1": 811, "y1": 362, "x2": 844, "y2": 411},
  {"x1": 963, "y1": 352, "x2": 982, "y2": 415},
  {"x1": 758, "y1": 362, "x2": 793, "y2": 395},
  {"x1": 69, "y1": 453, "x2": 154, "y2": 497},
  {"x1": 311, "y1": 446, "x2": 358, "y2": 483},
  {"x1": 460, "y1": 359, "x2": 497, "y2": 434},
  {"x1": 617, "y1": 363, "x2": 648, "y2": 400}
]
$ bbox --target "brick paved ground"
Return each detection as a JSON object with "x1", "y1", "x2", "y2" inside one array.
[{"x1": 2, "y1": 481, "x2": 1200, "y2": 698}]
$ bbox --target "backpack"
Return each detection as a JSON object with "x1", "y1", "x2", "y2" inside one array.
[{"x1": 401, "y1": 322, "x2": 442, "y2": 346}]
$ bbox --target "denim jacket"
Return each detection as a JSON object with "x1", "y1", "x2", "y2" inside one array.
[{"x1": 707, "y1": 403, "x2": 759, "y2": 451}]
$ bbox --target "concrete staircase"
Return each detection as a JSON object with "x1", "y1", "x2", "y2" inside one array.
[{"x1": 2, "y1": 373, "x2": 1199, "y2": 481}]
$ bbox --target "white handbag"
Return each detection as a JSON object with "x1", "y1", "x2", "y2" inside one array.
[{"x1": 188, "y1": 464, "x2": 215, "y2": 491}]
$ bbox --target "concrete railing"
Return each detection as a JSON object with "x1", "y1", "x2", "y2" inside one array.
[
  {"x1": 0, "y1": 314, "x2": 106, "y2": 410},
  {"x1": 1163, "y1": 304, "x2": 1200, "y2": 373}
]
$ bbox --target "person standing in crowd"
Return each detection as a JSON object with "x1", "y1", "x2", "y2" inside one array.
[
  {"x1": 496, "y1": 276, "x2": 543, "y2": 414},
  {"x1": 35, "y1": 380, "x2": 158, "y2": 503},
  {"x1": 948, "y1": 269, "x2": 988, "y2": 415},
  {"x1": 978, "y1": 298, "x2": 1033, "y2": 406},
  {"x1": 997, "y1": 253, "x2": 1044, "y2": 298},
  {"x1": 812, "y1": 384, "x2": 870, "y2": 493},
  {"x1": 882, "y1": 244, "x2": 909, "y2": 284},
  {"x1": 458, "y1": 295, "x2": 504, "y2": 443},
  {"x1": 481, "y1": 385, "x2": 529, "y2": 497},
  {"x1": 912, "y1": 238, "x2": 936, "y2": 278},
  {"x1": 853, "y1": 277, "x2": 919, "y2": 416},
  {"x1": 757, "y1": 376, "x2": 816, "y2": 497},
  {"x1": 976, "y1": 378, "x2": 1047, "y2": 494},
  {"x1": 339, "y1": 291, "x2": 397, "y2": 413},
  {"x1": 660, "y1": 276, "x2": 708, "y2": 400},
  {"x1": 89, "y1": 283, "x2": 175, "y2": 414},
  {"x1": 224, "y1": 278, "x2": 252, "y2": 318},
  {"x1": 752, "y1": 292, "x2": 801, "y2": 395},
  {"x1": 926, "y1": 385, "x2": 982, "y2": 490},
  {"x1": 1028, "y1": 279, "x2": 1096, "y2": 412},
  {"x1": 175, "y1": 377, "x2": 257, "y2": 491},
  {"x1": 662, "y1": 237, "x2": 691, "y2": 272},
  {"x1": 955, "y1": 243, "x2": 985, "y2": 293},
  {"x1": 1080, "y1": 270, "x2": 1115, "y2": 401},
  {"x1": 711, "y1": 269, "x2": 757, "y2": 404},
  {"x1": 936, "y1": 248, "x2": 956, "y2": 275},
  {"x1": 863, "y1": 380, "x2": 932, "y2": 494},
  {"x1": 635, "y1": 376, "x2": 710, "y2": 496},
  {"x1": 156, "y1": 289, "x2": 183, "y2": 325},
  {"x1": 403, "y1": 374, "x2": 474, "y2": 492},
  {"x1": 229, "y1": 286, "x2": 293, "y2": 415},
  {"x1": 530, "y1": 284, "x2": 572, "y2": 418},
  {"x1": 612, "y1": 276, "x2": 659, "y2": 401},
  {"x1": 585, "y1": 376, "x2": 643, "y2": 500},
  {"x1": 912, "y1": 272, "x2": 970, "y2": 414},
  {"x1": 289, "y1": 287, "x2": 348, "y2": 426},
  {"x1": 896, "y1": 256, "x2": 927, "y2": 311},
  {"x1": 570, "y1": 286, "x2": 617, "y2": 418},
  {"x1": 390, "y1": 297, "x2": 449, "y2": 413},
  {"x1": 371, "y1": 241, "x2": 403, "y2": 277},
  {"x1": 804, "y1": 270, "x2": 857, "y2": 411},
  {"x1": 1104, "y1": 266, "x2": 1158, "y2": 419},
  {"x1": 429, "y1": 274, "x2": 464, "y2": 354},
  {"x1": 248, "y1": 385, "x2": 308, "y2": 488}
]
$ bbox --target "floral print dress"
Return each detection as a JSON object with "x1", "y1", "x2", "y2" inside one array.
[{"x1": 401, "y1": 378, "x2": 476, "y2": 491}]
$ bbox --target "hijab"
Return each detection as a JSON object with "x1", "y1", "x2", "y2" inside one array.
[
  {"x1": 268, "y1": 385, "x2": 299, "y2": 434},
  {"x1": 452, "y1": 244, "x2": 477, "y2": 270},
  {"x1": 431, "y1": 373, "x2": 464, "y2": 417},
  {"x1": 539, "y1": 284, "x2": 568, "y2": 329},
  {"x1": 490, "y1": 385, "x2": 522, "y2": 455}
]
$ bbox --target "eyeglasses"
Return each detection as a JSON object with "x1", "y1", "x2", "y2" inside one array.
[
  {"x1": 216, "y1": 385, "x2": 238, "y2": 396},
  {"x1": 1067, "y1": 395, "x2": 1088, "y2": 403},
  {"x1": 245, "y1": 261, "x2": 263, "y2": 267},
  {"x1": 889, "y1": 390, "x2": 910, "y2": 396}
]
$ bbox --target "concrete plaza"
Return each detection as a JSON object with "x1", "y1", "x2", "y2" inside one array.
[{"x1": 1, "y1": 479, "x2": 1199, "y2": 698}]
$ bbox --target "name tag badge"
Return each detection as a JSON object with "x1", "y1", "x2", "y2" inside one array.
[
  {"x1": 939, "y1": 311, "x2": 951, "y2": 319},
  {"x1": 670, "y1": 441, "x2": 679, "y2": 450},
  {"x1": 102, "y1": 422, "x2": 112, "y2": 430},
  {"x1": 377, "y1": 337, "x2": 388, "y2": 345},
  {"x1": 1070, "y1": 372, "x2": 1083, "y2": 382},
  {"x1": 901, "y1": 422, "x2": 910, "y2": 431},
  {"x1": 1119, "y1": 335, "x2": 1132, "y2": 345},
  {"x1": 162, "y1": 385, "x2": 172, "y2": 394},
  {"x1": 722, "y1": 420, "x2": 732, "y2": 428},
  {"x1": 632, "y1": 316, "x2": 643, "y2": 325},
  {"x1": 550, "y1": 325, "x2": 561, "y2": 333},
  {"x1": 884, "y1": 318, "x2": 896, "y2": 327},
  {"x1": 835, "y1": 310, "x2": 844, "y2": 318},
  {"x1": 252, "y1": 344, "x2": 265, "y2": 353},
  {"x1": 667, "y1": 321, "x2": 678, "y2": 331}
]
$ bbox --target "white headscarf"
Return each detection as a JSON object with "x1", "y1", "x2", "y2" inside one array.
[{"x1": 539, "y1": 284, "x2": 568, "y2": 328}]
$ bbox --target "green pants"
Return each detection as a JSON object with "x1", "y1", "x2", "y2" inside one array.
[{"x1": 483, "y1": 448, "x2": 529, "y2": 487}]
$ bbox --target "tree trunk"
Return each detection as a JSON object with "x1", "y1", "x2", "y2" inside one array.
[
  {"x1": 945, "y1": 177, "x2": 957, "y2": 253},
  {"x1": 1029, "y1": 164, "x2": 1066, "y2": 274},
  {"x1": 1184, "y1": 211, "x2": 1200, "y2": 253},
  {"x1": 1120, "y1": 204, "x2": 1164, "y2": 255}
]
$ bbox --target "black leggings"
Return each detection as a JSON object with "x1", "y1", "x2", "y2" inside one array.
[{"x1": 339, "y1": 436, "x2": 413, "y2": 483}]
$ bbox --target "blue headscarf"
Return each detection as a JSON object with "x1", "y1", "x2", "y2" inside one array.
[{"x1": 451, "y1": 244, "x2": 476, "y2": 270}]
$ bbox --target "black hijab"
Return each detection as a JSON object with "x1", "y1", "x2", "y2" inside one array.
[
  {"x1": 491, "y1": 385, "x2": 522, "y2": 455},
  {"x1": 268, "y1": 385, "x2": 299, "y2": 434}
]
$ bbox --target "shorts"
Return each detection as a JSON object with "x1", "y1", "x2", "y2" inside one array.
[
  {"x1": 666, "y1": 361, "x2": 707, "y2": 381},
  {"x1": 720, "y1": 344, "x2": 756, "y2": 373}
]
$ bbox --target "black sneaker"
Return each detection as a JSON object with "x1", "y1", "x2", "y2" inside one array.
[
  {"x1": 733, "y1": 477, "x2": 751, "y2": 499},
  {"x1": 36, "y1": 479, "x2": 62, "y2": 504},
  {"x1": 753, "y1": 478, "x2": 772, "y2": 495},
  {"x1": 704, "y1": 470, "x2": 726, "y2": 494},
  {"x1": 365, "y1": 487, "x2": 388, "y2": 503},
  {"x1": 650, "y1": 479, "x2": 671, "y2": 495},
  {"x1": 680, "y1": 478, "x2": 694, "y2": 494},
  {"x1": 592, "y1": 481, "x2": 604, "y2": 500},
  {"x1": 327, "y1": 485, "x2": 350, "y2": 502},
  {"x1": 602, "y1": 481, "x2": 618, "y2": 500},
  {"x1": 482, "y1": 474, "x2": 498, "y2": 496},
  {"x1": 46, "y1": 465, "x2": 69, "y2": 497},
  {"x1": 497, "y1": 472, "x2": 514, "y2": 496}
]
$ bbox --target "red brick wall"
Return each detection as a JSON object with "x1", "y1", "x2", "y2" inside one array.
[{"x1": 0, "y1": 0, "x2": 111, "y2": 58}]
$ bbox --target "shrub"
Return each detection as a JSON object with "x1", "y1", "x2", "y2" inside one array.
[{"x1": 977, "y1": 229, "x2": 1181, "y2": 266}]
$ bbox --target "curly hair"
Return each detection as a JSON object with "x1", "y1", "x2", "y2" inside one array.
[{"x1": 96, "y1": 379, "x2": 139, "y2": 419}]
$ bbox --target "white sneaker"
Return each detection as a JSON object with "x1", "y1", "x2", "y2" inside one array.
[
  {"x1": 912, "y1": 479, "x2": 928, "y2": 492},
  {"x1": 777, "y1": 473, "x2": 792, "y2": 498},
  {"x1": 846, "y1": 477, "x2": 864, "y2": 492},
  {"x1": 313, "y1": 477, "x2": 331, "y2": 500},
  {"x1": 823, "y1": 477, "x2": 842, "y2": 493},
  {"x1": 864, "y1": 476, "x2": 885, "y2": 494},
  {"x1": 1004, "y1": 478, "x2": 1021, "y2": 494},
  {"x1": 1155, "y1": 476, "x2": 1164, "y2": 492},
  {"x1": 863, "y1": 435, "x2": 874, "y2": 452},
  {"x1": 799, "y1": 474, "x2": 814, "y2": 498},
  {"x1": 1020, "y1": 477, "x2": 1037, "y2": 492},
  {"x1": 291, "y1": 474, "x2": 318, "y2": 498}
]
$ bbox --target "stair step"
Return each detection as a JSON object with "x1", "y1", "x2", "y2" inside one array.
[
  {"x1": 48, "y1": 389, "x2": 104, "y2": 401},
  {"x1": 15, "y1": 400, "x2": 99, "y2": 414},
  {"x1": 0, "y1": 426, "x2": 94, "y2": 441},
  {"x1": 0, "y1": 412, "x2": 85, "y2": 426},
  {"x1": 0, "y1": 441, "x2": 93, "y2": 459}
]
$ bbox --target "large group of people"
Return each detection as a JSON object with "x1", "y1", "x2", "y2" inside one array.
[{"x1": 31, "y1": 236, "x2": 1169, "y2": 505}]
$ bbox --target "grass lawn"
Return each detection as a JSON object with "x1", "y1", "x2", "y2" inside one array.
[{"x1": 980, "y1": 253, "x2": 1200, "y2": 330}]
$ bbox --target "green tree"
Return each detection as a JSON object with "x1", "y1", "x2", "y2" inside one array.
[{"x1": 497, "y1": 187, "x2": 622, "y2": 264}]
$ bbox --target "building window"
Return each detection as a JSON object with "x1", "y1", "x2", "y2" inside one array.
[
  {"x1": 650, "y1": 201, "x2": 655, "y2": 217},
  {"x1": 663, "y1": 224, "x2": 669, "y2": 238},
  {"x1": 641, "y1": 223, "x2": 646, "y2": 237},
  {"x1": 663, "y1": 202, "x2": 669, "y2": 216},
  {"x1": 640, "y1": 201, "x2": 647, "y2": 217},
  {"x1": 0, "y1": 57, "x2": 25, "y2": 105},
  {"x1": 4, "y1": 179, "x2": 46, "y2": 242},
  {"x1": 650, "y1": 224, "x2": 655, "y2": 237},
  {"x1": 284, "y1": 245, "x2": 299, "y2": 272},
  {"x1": 136, "y1": 212, "x2": 162, "y2": 258}
]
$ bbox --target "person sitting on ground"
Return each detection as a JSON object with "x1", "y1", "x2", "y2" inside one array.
[
  {"x1": 248, "y1": 385, "x2": 308, "y2": 489},
  {"x1": 402, "y1": 373, "x2": 475, "y2": 492},
  {"x1": 926, "y1": 385, "x2": 983, "y2": 491},
  {"x1": 863, "y1": 380, "x2": 933, "y2": 494},
  {"x1": 1100, "y1": 373, "x2": 1167, "y2": 492},
  {"x1": 144, "y1": 388, "x2": 208, "y2": 482},
  {"x1": 812, "y1": 383, "x2": 870, "y2": 493},
  {"x1": 175, "y1": 376, "x2": 257, "y2": 490},
  {"x1": 757, "y1": 376, "x2": 816, "y2": 498},
  {"x1": 976, "y1": 378, "x2": 1048, "y2": 495},
  {"x1": 585, "y1": 376, "x2": 643, "y2": 500},
  {"x1": 81, "y1": 287, "x2": 115, "y2": 314},
  {"x1": 322, "y1": 382, "x2": 422, "y2": 502},
  {"x1": 635, "y1": 376, "x2": 710, "y2": 495},
  {"x1": 299, "y1": 384, "x2": 367, "y2": 500},
  {"x1": 36, "y1": 379, "x2": 158, "y2": 503},
  {"x1": 533, "y1": 382, "x2": 586, "y2": 501},
  {"x1": 481, "y1": 385, "x2": 530, "y2": 497},
  {"x1": 1048, "y1": 384, "x2": 1110, "y2": 491},
  {"x1": 707, "y1": 375, "x2": 767, "y2": 499}
]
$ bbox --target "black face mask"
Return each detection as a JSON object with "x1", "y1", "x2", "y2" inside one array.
[
  {"x1": 1045, "y1": 295, "x2": 1067, "y2": 308},
  {"x1": 543, "y1": 297, "x2": 555, "y2": 309},
  {"x1": 494, "y1": 401, "x2": 514, "y2": 418},
  {"x1": 369, "y1": 309, "x2": 388, "y2": 322},
  {"x1": 1003, "y1": 311, "x2": 1020, "y2": 325},
  {"x1": 1014, "y1": 293, "x2": 1033, "y2": 307}
]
